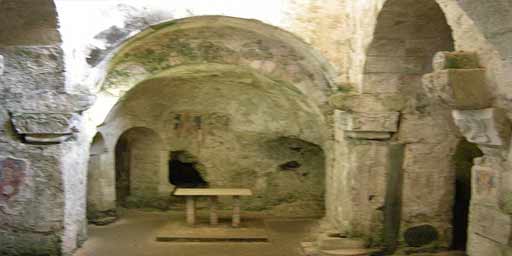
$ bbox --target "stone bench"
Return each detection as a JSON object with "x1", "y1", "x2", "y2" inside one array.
[{"x1": 173, "y1": 188, "x2": 253, "y2": 227}]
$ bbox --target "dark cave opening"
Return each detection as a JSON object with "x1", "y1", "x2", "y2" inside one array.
[{"x1": 168, "y1": 151, "x2": 208, "y2": 188}]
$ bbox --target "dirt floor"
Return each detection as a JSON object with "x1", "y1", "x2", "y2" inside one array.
[{"x1": 74, "y1": 209, "x2": 320, "y2": 256}]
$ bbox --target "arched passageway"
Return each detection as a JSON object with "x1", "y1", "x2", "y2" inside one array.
[
  {"x1": 86, "y1": 16, "x2": 334, "y2": 218},
  {"x1": 101, "y1": 64, "x2": 327, "y2": 215},
  {"x1": 87, "y1": 133, "x2": 111, "y2": 222},
  {"x1": 360, "y1": 0, "x2": 462, "y2": 250},
  {"x1": 114, "y1": 127, "x2": 164, "y2": 208}
]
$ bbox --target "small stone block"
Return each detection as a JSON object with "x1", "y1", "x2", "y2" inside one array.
[
  {"x1": 423, "y1": 69, "x2": 492, "y2": 110},
  {"x1": 337, "y1": 111, "x2": 400, "y2": 133},
  {"x1": 329, "y1": 93, "x2": 405, "y2": 112},
  {"x1": 433, "y1": 51, "x2": 480, "y2": 71},
  {"x1": 11, "y1": 112, "x2": 79, "y2": 135}
]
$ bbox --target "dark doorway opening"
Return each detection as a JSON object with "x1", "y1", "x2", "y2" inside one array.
[
  {"x1": 115, "y1": 136, "x2": 131, "y2": 207},
  {"x1": 451, "y1": 139, "x2": 483, "y2": 251},
  {"x1": 169, "y1": 151, "x2": 208, "y2": 188}
]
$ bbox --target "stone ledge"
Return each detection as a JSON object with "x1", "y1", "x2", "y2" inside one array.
[
  {"x1": 10, "y1": 112, "x2": 80, "y2": 143},
  {"x1": 452, "y1": 108, "x2": 511, "y2": 147},
  {"x1": 329, "y1": 93, "x2": 406, "y2": 113}
]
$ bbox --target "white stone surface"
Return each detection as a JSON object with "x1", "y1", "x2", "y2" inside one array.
[{"x1": 452, "y1": 108, "x2": 511, "y2": 147}]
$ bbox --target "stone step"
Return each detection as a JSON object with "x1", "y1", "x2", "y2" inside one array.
[
  {"x1": 320, "y1": 248, "x2": 377, "y2": 256},
  {"x1": 317, "y1": 234, "x2": 366, "y2": 250}
]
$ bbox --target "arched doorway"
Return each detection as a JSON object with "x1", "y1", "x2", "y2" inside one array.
[
  {"x1": 87, "y1": 133, "x2": 112, "y2": 223},
  {"x1": 452, "y1": 139, "x2": 483, "y2": 251},
  {"x1": 115, "y1": 127, "x2": 165, "y2": 208},
  {"x1": 362, "y1": 0, "x2": 459, "y2": 250}
]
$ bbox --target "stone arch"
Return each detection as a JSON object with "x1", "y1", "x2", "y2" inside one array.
[
  {"x1": 114, "y1": 126, "x2": 167, "y2": 208},
  {"x1": 363, "y1": 0, "x2": 454, "y2": 95},
  {"x1": 89, "y1": 16, "x2": 336, "y2": 127},
  {"x1": 357, "y1": 0, "x2": 461, "y2": 250}
]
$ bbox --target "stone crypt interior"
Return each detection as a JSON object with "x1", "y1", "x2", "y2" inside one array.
[{"x1": 1, "y1": 0, "x2": 512, "y2": 256}]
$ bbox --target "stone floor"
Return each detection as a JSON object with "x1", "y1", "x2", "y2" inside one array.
[{"x1": 75, "y1": 209, "x2": 319, "y2": 256}]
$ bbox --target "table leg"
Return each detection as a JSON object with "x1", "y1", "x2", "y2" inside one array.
[
  {"x1": 232, "y1": 195, "x2": 240, "y2": 228},
  {"x1": 186, "y1": 196, "x2": 196, "y2": 225},
  {"x1": 209, "y1": 196, "x2": 219, "y2": 225}
]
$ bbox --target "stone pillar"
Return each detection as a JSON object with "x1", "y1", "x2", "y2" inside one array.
[
  {"x1": 329, "y1": 109, "x2": 400, "y2": 244},
  {"x1": 423, "y1": 51, "x2": 512, "y2": 254}
]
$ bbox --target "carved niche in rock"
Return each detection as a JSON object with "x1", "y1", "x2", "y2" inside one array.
[{"x1": 10, "y1": 113, "x2": 80, "y2": 143}]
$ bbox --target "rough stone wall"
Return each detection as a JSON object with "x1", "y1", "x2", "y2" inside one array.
[
  {"x1": 0, "y1": 0, "x2": 91, "y2": 255},
  {"x1": 116, "y1": 127, "x2": 163, "y2": 208}
]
